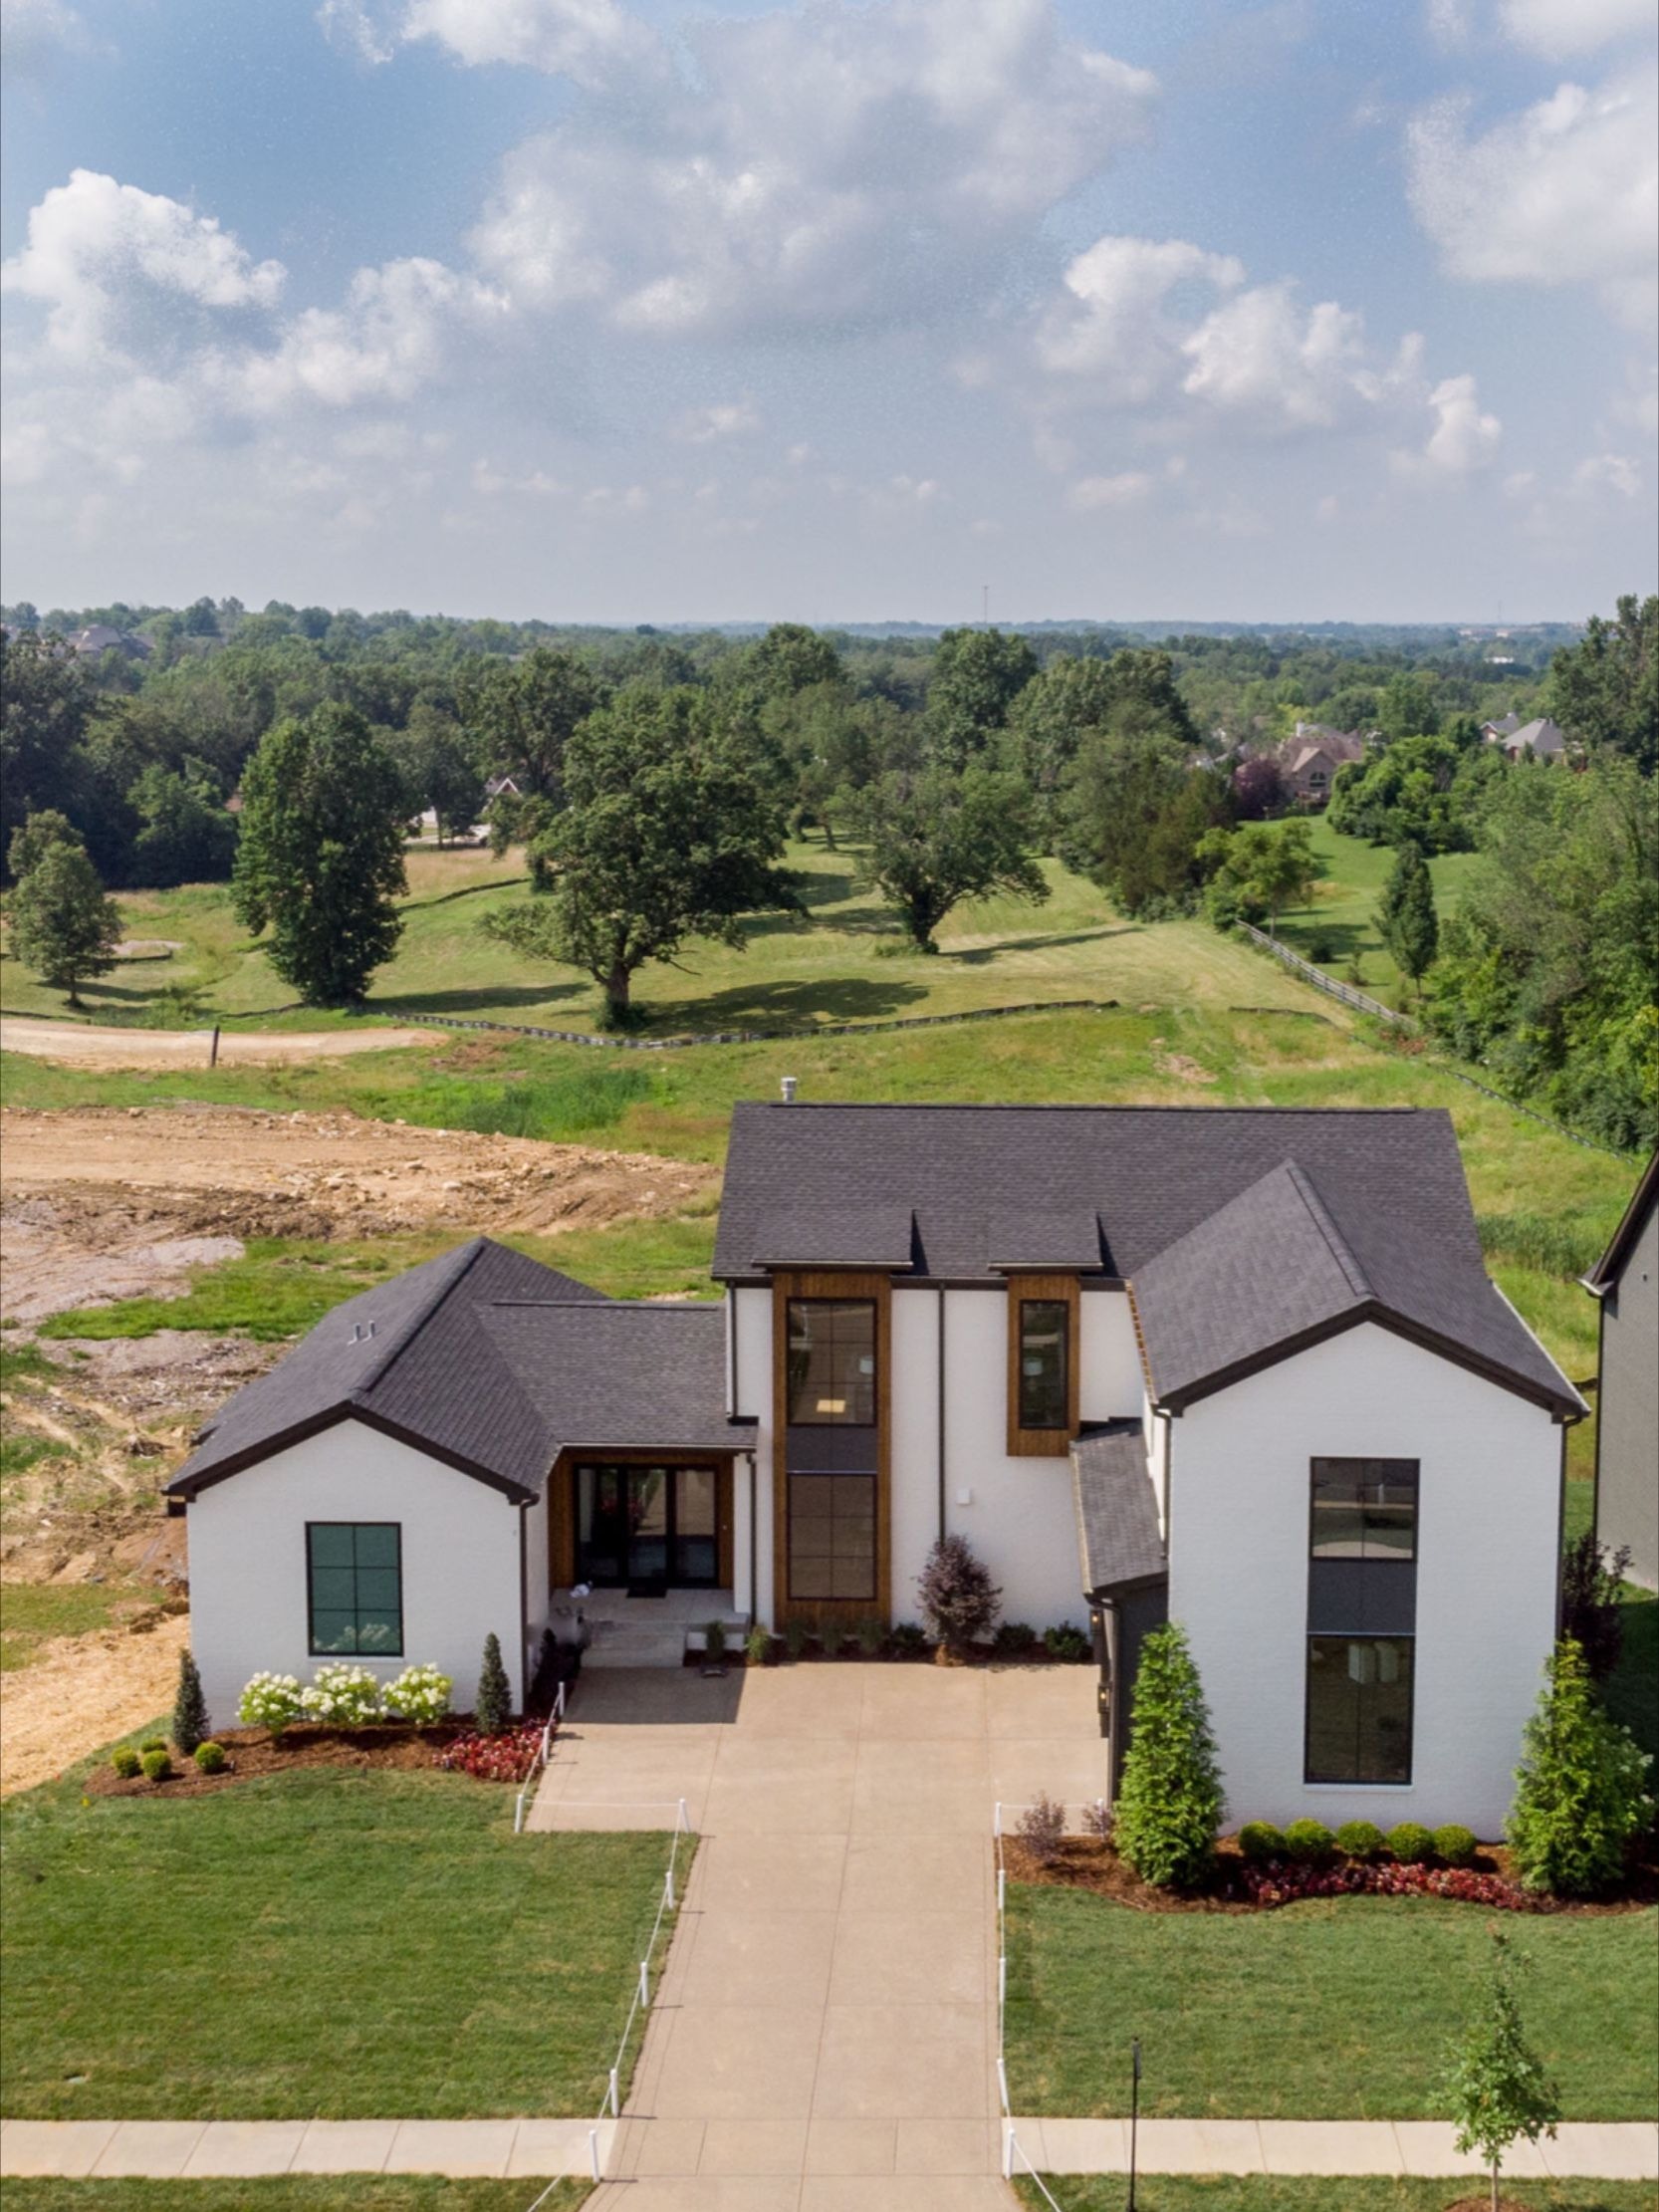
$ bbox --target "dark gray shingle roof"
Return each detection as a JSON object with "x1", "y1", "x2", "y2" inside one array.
[
  {"x1": 479, "y1": 1302, "x2": 744, "y2": 1453},
  {"x1": 1072, "y1": 1423, "x2": 1166, "y2": 1594},
  {"x1": 714, "y1": 1103, "x2": 1578, "y2": 1414},
  {"x1": 167, "y1": 1239, "x2": 749, "y2": 1500}
]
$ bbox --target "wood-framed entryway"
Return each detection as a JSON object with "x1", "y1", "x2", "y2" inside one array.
[{"x1": 547, "y1": 1449, "x2": 737, "y2": 1595}]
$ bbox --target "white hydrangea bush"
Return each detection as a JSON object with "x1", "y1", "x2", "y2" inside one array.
[
  {"x1": 306, "y1": 1663, "x2": 384, "y2": 1725},
  {"x1": 381, "y1": 1664, "x2": 453, "y2": 1726},
  {"x1": 237, "y1": 1672, "x2": 304, "y2": 1736}
]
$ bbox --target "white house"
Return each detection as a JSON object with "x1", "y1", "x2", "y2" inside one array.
[{"x1": 168, "y1": 1101, "x2": 1582, "y2": 1836}]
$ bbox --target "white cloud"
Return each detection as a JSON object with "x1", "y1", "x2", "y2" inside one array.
[
  {"x1": 1068, "y1": 470, "x2": 1153, "y2": 510},
  {"x1": 0, "y1": 169, "x2": 286, "y2": 363},
  {"x1": 0, "y1": 0, "x2": 88, "y2": 76},
  {"x1": 1392, "y1": 371, "x2": 1502, "y2": 479},
  {"x1": 1035, "y1": 237, "x2": 1244, "y2": 402},
  {"x1": 400, "y1": 0, "x2": 658, "y2": 87},
  {"x1": 215, "y1": 257, "x2": 504, "y2": 413},
  {"x1": 1572, "y1": 450, "x2": 1640, "y2": 495},
  {"x1": 1180, "y1": 286, "x2": 1370, "y2": 429},
  {"x1": 1496, "y1": 0, "x2": 1656, "y2": 57},
  {"x1": 675, "y1": 397, "x2": 761, "y2": 444},
  {"x1": 468, "y1": 0, "x2": 1157, "y2": 338},
  {"x1": 1407, "y1": 69, "x2": 1659, "y2": 327}
]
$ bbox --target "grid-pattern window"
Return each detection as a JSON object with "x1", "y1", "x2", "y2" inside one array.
[
  {"x1": 1305, "y1": 1635, "x2": 1414, "y2": 1784},
  {"x1": 1017, "y1": 1300, "x2": 1069, "y2": 1430},
  {"x1": 788, "y1": 1472, "x2": 876, "y2": 1600},
  {"x1": 308, "y1": 1522, "x2": 403, "y2": 1655},
  {"x1": 787, "y1": 1299, "x2": 876, "y2": 1426},
  {"x1": 1310, "y1": 1459, "x2": 1418, "y2": 1559}
]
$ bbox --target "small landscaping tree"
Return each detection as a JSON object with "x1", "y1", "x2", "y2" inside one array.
[
  {"x1": 914, "y1": 1535, "x2": 1002, "y2": 1650},
  {"x1": 475, "y1": 1632, "x2": 512, "y2": 1736},
  {"x1": 1376, "y1": 839, "x2": 1439, "y2": 999},
  {"x1": 1113, "y1": 1622, "x2": 1225, "y2": 1890},
  {"x1": 1506, "y1": 1637, "x2": 1652, "y2": 1896},
  {"x1": 171, "y1": 1648, "x2": 210, "y2": 1758},
  {"x1": 1442, "y1": 1929, "x2": 1561, "y2": 2212},
  {"x1": 1559, "y1": 1531, "x2": 1633, "y2": 1680},
  {"x1": 7, "y1": 814, "x2": 120, "y2": 1007}
]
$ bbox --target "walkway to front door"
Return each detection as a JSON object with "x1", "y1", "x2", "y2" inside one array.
[{"x1": 528, "y1": 1660, "x2": 1107, "y2": 2209}]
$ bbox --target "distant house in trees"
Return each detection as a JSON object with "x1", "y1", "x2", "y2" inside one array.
[
  {"x1": 1487, "y1": 716, "x2": 1566, "y2": 762},
  {"x1": 1480, "y1": 713, "x2": 1522, "y2": 743},
  {"x1": 1584, "y1": 1152, "x2": 1658, "y2": 1592},
  {"x1": 1279, "y1": 727, "x2": 1365, "y2": 807},
  {"x1": 484, "y1": 775, "x2": 523, "y2": 802},
  {"x1": 70, "y1": 625, "x2": 151, "y2": 661}
]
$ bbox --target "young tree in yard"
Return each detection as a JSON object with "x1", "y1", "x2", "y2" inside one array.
[
  {"x1": 172, "y1": 1648, "x2": 210, "y2": 1757},
  {"x1": 856, "y1": 762, "x2": 1048, "y2": 952},
  {"x1": 475, "y1": 1632, "x2": 512, "y2": 1735},
  {"x1": 1506, "y1": 1638, "x2": 1652, "y2": 1896},
  {"x1": 1442, "y1": 1930, "x2": 1561, "y2": 2212},
  {"x1": 1376, "y1": 841, "x2": 1439, "y2": 998},
  {"x1": 231, "y1": 703, "x2": 408, "y2": 1007},
  {"x1": 914, "y1": 1536, "x2": 1002, "y2": 1650},
  {"x1": 482, "y1": 684, "x2": 800, "y2": 1026},
  {"x1": 6, "y1": 814, "x2": 120, "y2": 1006},
  {"x1": 1112, "y1": 1622, "x2": 1225, "y2": 1890}
]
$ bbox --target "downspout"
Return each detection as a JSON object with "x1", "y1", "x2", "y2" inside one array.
[
  {"x1": 748, "y1": 1450, "x2": 758, "y2": 1628},
  {"x1": 517, "y1": 1499, "x2": 530, "y2": 1711},
  {"x1": 936, "y1": 1285, "x2": 947, "y2": 1545}
]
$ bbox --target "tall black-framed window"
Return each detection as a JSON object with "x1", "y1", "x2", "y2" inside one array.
[
  {"x1": 1304, "y1": 1458, "x2": 1417, "y2": 1784},
  {"x1": 308, "y1": 1522, "x2": 403, "y2": 1655},
  {"x1": 786, "y1": 1299, "x2": 876, "y2": 1427},
  {"x1": 1017, "y1": 1299, "x2": 1069, "y2": 1430},
  {"x1": 787, "y1": 1471, "x2": 876, "y2": 1601}
]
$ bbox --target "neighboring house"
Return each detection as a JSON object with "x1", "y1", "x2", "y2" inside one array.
[
  {"x1": 1481, "y1": 713, "x2": 1523, "y2": 743},
  {"x1": 70, "y1": 624, "x2": 151, "y2": 660},
  {"x1": 1279, "y1": 727, "x2": 1365, "y2": 807},
  {"x1": 484, "y1": 774, "x2": 522, "y2": 802},
  {"x1": 1584, "y1": 1152, "x2": 1659, "y2": 1592},
  {"x1": 169, "y1": 1100, "x2": 1582, "y2": 1834},
  {"x1": 1489, "y1": 715, "x2": 1566, "y2": 762}
]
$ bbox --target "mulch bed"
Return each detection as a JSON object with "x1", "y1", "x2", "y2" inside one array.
[
  {"x1": 87, "y1": 1721, "x2": 479, "y2": 1798},
  {"x1": 1002, "y1": 1835, "x2": 1658, "y2": 1915}
]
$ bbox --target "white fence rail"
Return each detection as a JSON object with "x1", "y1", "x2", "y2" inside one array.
[
  {"x1": 511, "y1": 1682, "x2": 566, "y2": 1835},
  {"x1": 994, "y1": 1800, "x2": 1077, "y2": 2211},
  {"x1": 1238, "y1": 922, "x2": 1404, "y2": 1022}
]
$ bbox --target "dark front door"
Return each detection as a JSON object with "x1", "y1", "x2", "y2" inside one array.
[{"x1": 574, "y1": 1464, "x2": 720, "y2": 1591}]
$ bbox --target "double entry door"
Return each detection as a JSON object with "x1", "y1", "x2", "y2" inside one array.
[{"x1": 575, "y1": 1462, "x2": 720, "y2": 1591}]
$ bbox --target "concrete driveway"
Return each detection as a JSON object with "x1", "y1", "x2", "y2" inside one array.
[{"x1": 530, "y1": 1659, "x2": 1105, "y2": 2209}]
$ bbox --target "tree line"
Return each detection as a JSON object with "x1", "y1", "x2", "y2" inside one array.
[{"x1": 3, "y1": 598, "x2": 1652, "y2": 1141}]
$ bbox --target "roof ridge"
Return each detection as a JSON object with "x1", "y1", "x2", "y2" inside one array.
[
  {"x1": 1283, "y1": 1160, "x2": 1373, "y2": 1303},
  {"x1": 352, "y1": 1237, "x2": 492, "y2": 1401}
]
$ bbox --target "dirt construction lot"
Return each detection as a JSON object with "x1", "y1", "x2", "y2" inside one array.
[
  {"x1": 0, "y1": 1101, "x2": 718, "y2": 1791},
  {"x1": 0, "y1": 1014, "x2": 442, "y2": 1069}
]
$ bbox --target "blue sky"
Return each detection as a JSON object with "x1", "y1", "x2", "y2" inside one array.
[{"x1": 2, "y1": 0, "x2": 1654, "y2": 621}]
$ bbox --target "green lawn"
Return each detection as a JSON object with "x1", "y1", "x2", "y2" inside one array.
[
  {"x1": 1270, "y1": 818, "x2": 1479, "y2": 1012},
  {"x1": 0, "y1": 1761, "x2": 683, "y2": 2120},
  {"x1": 1, "y1": 837, "x2": 1323, "y2": 1037},
  {"x1": 0, "y1": 1581, "x2": 128, "y2": 1670},
  {"x1": 1004, "y1": 1886, "x2": 1658, "y2": 2120},
  {"x1": 0, "y1": 2188, "x2": 590, "y2": 2212},
  {"x1": 1013, "y1": 2183, "x2": 1658, "y2": 2212}
]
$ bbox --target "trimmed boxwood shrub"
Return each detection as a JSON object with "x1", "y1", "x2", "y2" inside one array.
[
  {"x1": 1043, "y1": 1622, "x2": 1091, "y2": 1663},
  {"x1": 993, "y1": 1621, "x2": 1038, "y2": 1654},
  {"x1": 1237, "y1": 1821, "x2": 1286, "y2": 1863},
  {"x1": 1388, "y1": 1821, "x2": 1436, "y2": 1864},
  {"x1": 111, "y1": 1746, "x2": 141, "y2": 1780},
  {"x1": 139, "y1": 1747, "x2": 172, "y2": 1783},
  {"x1": 1282, "y1": 1818, "x2": 1335, "y2": 1863},
  {"x1": 193, "y1": 1741, "x2": 228, "y2": 1775},
  {"x1": 1336, "y1": 1820, "x2": 1386, "y2": 1862},
  {"x1": 139, "y1": 1737, "x2": 166, "y2": 1755},
  {"x1": 1434, "y1": 1823, "x2": 1479, "y2": 1867}
]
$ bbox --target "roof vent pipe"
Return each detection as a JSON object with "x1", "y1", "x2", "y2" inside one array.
[{"x1": 780, "y1": 1076, "x2": 798, "y2": 1105}]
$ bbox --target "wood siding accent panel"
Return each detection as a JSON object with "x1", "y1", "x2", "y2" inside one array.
[
  {"x1": 772, "y1": 1270, "x2": 892, "y2": 1630},
  {"x1": 1006, "y1": 1274, "x2": 1081, "y2": 1457}
]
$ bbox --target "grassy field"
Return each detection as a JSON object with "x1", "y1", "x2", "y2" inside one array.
[
  {"x1": 1267, "y1": 819, "x2": 1480, "y2": 1012},
  {"x1": 0, "y1": 839, "x2": 1326, "y2": 1036},
  {"x1": 1013, "y1": 2183, "x2": 1658, "y2": 2212},
  {"x1": 0, "y1": 2187, "x2": 591, "y2": 2211},
  {"x1": 1004, "y1": 1887, "x2": 1659, "y2": 2121},
  {"x1": 0, "y1": 1757, "x2": 682, "y2": 2120}
]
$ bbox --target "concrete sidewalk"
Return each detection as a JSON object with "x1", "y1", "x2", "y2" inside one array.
[
  {"x1": 0, "y1": 2117, "x2": 613, "y2": 2180},
  {"x1": 1008, "y1": 2116, "x2": 1659, "y2": 2182}
]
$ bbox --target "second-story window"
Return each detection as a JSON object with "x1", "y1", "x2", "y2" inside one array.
[
  {"x1": 787, "y1": 1299, "x2": 876, "y2": 1426},
  {"x1": 1018, "y1": 1299, "x2": 1070, "y2": 1430}
]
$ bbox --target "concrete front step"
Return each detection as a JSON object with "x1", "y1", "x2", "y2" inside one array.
[{"x1": 582, "y1": 1609, "x2": 749, "y2": 1670}]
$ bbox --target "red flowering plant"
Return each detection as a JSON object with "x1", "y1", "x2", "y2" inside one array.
[
  {"x1": 434, "y1": 1723, "x2": 547, "y2": 1784},
  {"x1": 1233, "y1": 1857, "x2": 1534, "y2": 1912}
]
